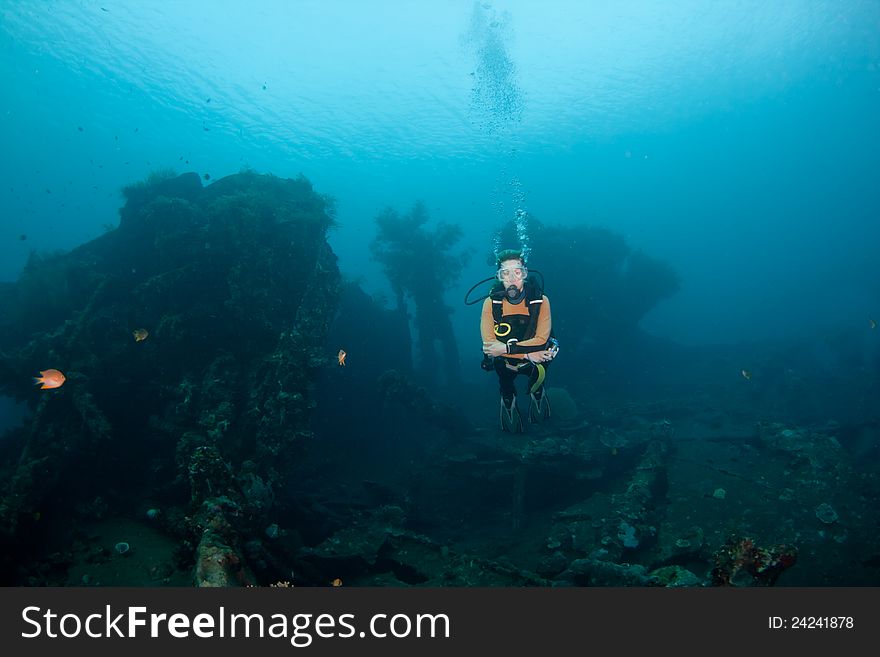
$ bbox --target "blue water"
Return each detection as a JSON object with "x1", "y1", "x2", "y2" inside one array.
[
  {"x1": 2, "y1": 0, "x2": 878, "y2": 350},
  {"x1": 3, "y1": 0, "x2": 880, "y2": 590}
]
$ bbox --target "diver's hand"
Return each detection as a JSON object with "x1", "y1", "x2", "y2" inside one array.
[
  {"x1": 483, "y1": 341, "x2": 507, "y2": 357},
  {"x1": 528, "y1": 348, "x2": 556, "y2": 363}
]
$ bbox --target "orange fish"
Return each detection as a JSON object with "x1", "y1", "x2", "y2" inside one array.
[
  {"x1": 33, "y1": 369, "x2": 66, "y2": 389},
  {"x1": 741, "y1": 369, "x2": 751, "y2": 380},
  {"x1": 133, "y1": 328, "x2": 149, "y2": 342},
  {"x1": 337, "y1": 349, "x2": 346, "y2": 366},
  {"x1": 331, "y1": 578, "x2": 342, "y2": 587}
]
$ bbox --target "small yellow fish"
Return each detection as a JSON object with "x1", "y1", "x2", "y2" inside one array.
[
  {"x1": 870, "y1": 318, "x2": 877, "y2": 330},
  {"x1": 331, "y1": 577, "x2": 342, "y2": 587},
  {"x1": 337, "y1": 349, "x2": 346, "y2": 366},
  {"x1": 133, "y1": 328, "x2": 149, "y2": 342},
  {"x1": 741, "y1": 369, "x2": 752, "y2": 380}
]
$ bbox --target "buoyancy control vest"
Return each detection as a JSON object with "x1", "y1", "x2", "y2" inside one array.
[{"x1": 488, "y1": 279, "x2": 555, "y2": 355}]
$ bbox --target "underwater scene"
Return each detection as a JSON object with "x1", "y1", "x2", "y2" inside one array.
[{"x1": 1, "y1": 1, "x2": 878, "y2": 587}]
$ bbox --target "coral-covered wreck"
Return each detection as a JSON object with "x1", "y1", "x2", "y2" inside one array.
[{"x1": 0, "y1": 170, "x2": 340, "y2": 586}]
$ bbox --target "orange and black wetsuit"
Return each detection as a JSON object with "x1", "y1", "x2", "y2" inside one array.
[{"x1": 480, "y1": 285, "x2": 552, "y2": 402}]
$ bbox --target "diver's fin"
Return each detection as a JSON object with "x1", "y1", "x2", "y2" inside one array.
[
  {"x1": 528, "y1": 389, "x2": 551, "y2": 423},
  {"x1": 500, "y1": 397, "x2": 524, "y2": 433}
]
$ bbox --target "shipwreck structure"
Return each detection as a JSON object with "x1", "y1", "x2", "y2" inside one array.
[{"x1": 0, "y1": 170, "x2": 341, "y2": 585}]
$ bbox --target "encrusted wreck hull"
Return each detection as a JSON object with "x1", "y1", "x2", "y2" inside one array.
[{"x1": 0, "y1": 171, "x2": 341, "y2": 585}]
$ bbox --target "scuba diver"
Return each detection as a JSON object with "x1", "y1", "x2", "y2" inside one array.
[{"x1": 476, "y1": 249, "x2": 558, "y2": 433}]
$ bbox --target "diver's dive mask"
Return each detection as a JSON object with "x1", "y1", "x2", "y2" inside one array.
[{"x1": 496, "y1": 265, "x2": 527, "y2": 282}]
